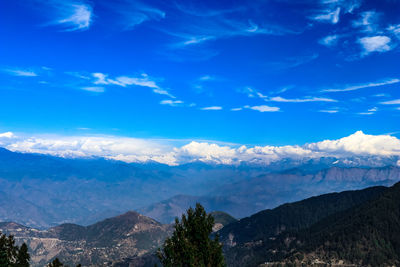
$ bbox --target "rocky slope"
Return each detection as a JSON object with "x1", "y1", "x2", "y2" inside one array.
[{"x1": 0, "y1": 211, "x2": 172, "y2": 266}]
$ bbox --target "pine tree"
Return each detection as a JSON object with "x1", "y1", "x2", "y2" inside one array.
[
  {"x1": 157, "y1": 203, "x2": 226, "y2": 267},
  {"x1": 0, "y1": 249, "x2": 9, "y2": 267},
  {"x1": 15, "y1": 243, "x2": 30, "y2": 267},
  {"x1": 48, "y1": 258, "x2": 64, "y2": 267}
]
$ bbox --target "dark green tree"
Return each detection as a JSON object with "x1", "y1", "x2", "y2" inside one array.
[
  {"x1": 0, "y1": 233, "x2": 18, "y2": 265},
  {"x1": 15, "y1": 243, "x2": 30, "y2": 267},
  {"x1": 0, "y1": 232, "x2": 30, "y2": 267},
  {"x1": 48, "y1": 258, "x2": 64, "y2": 267},
  {"x1": 157, "y1": 203, "x2": 226, "y2": 267},
  {"x1": 0, "y1": 249, "x2": 8, "y2": 267}
]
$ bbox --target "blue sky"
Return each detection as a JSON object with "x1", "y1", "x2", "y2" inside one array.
[{"x1": 1, "y1": 0, "x2": 400, "y2": 147}]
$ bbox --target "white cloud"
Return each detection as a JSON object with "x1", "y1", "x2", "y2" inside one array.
[
  {"x1": 160, "y1": 100, "x2": 184, "y2": 106},
  {"x1": 200, "y1": 106, "x2": 223, "y2": 110},
  {"x1": 380, "y1": 99, "x2": 400, "y2": 105},
  {"x1": 0, "y1": 132, "x2": 15, "y2": 139},
  {"x1": 108, "y1": 1, "x2": 165, "y2": 30},
  {"x1": 244, "y1": 105, "x2": 280, "y2": 112},
  {"x1": 305, "y1": 131, "x2": 400, "y2": 157},
  {"x1": 359, "y1": 36, "x2": 393, "y2": 55},
  {"x1": 240, "y1": 87, "x2": 267, "y2": 99},
  {"x1": 198, "y1": 75, "x2": 215, "y2": 81},
  {"x1": 4, "y1": 68, "x2": 38, "y2": 77},
  {"x1": 65, "y1": 71, "x2": 91, "y2": 80},
  {"x1": 91, "y1": 72, "x2": 174, "y2": 97},
  {"x1": 373, "y1": 93, "x2": 390, "y2": 97},
  {"x1": 267, "y1": 96, "x2": 337, "y2": 103},
  {"x1": 310, "y1": 0, "x2": 361, "y2": 24},
  {"x1": 321, "y1": 78, "x2": 400, "y2": 93},
  {"x1": 319, "y1": 34, "x2": 339, "y2": 47},
  {"x1": 1, "y1": 131, "x2": 400, "y2": 166},
  {"x1": 267, "y1": 54, "x2": 319, "y2": 70},
  {"x1": 388, "y1": 24, "x2": 400, "y2": 38},
  {"x1": 352, "y1": 11, "x2": 380, "y2": 33},
  {"x1": 53, "y1": 2, "x2": 93, "y2": 31},
  {"x1": 312, "y1": 7, "x2": 341, "y2": 24},
  {"x1": 357, "y1": 107, "x2": 378, "y2": 115},
  {"x1": 231, "y1": 107, "x2": 243, "y2": 111},
  {"x1": 81, "y1": 86, "x2": 105, "y2": 93},
  {"x1": 319, "y1": 109, "x2": 339, "y2": 113}
]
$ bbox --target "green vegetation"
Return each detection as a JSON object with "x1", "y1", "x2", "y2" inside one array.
[
  {"x1": 157, "y1": 203, "x2": 226, "y2": 267},
  {"x1": 284, "y1": 182, "x2": 400, "y2": 266},
  {"x1": 0, "y1": 233, "x2": 30, "y2": 267},
  {"x1": 219, "y1": 186, "x2": 386, "y2": 266}
]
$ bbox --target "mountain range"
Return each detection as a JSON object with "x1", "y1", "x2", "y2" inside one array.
[
  {"x1": 3, "y1": 182, "x2": 400, "y2": 266},
  {"x1": 1, "y1": 147, "x2": 400, "y2": 228}
]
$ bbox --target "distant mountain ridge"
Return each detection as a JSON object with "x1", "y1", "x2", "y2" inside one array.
[
  {"x1": 1, "y1": 147, "x2": 400, "y2": 228},
  {"x1": 139, "y1": 166, "x2": 400, "y2": 223}
]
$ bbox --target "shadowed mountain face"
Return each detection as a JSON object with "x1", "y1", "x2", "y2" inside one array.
[
  {"x1": 217, "y1": 184, "x2": 397, "y2": 267},
  {"x1": 0, "y1": 211, "x2": 172, "y2": 267},
  {"x1": 277, "y1": 182, "x2": 400, "y2": 266},
  {"x1": 1, "y1": 147, "x2": 400, "y2": 228}
]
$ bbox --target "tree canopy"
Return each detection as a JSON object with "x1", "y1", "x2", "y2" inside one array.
[
  {"x1": 0, "y1": 232, "x2": 30, "y2": 267},
  {"x1": 157, "y1": 203, "x2": 226, "y2": 267}
]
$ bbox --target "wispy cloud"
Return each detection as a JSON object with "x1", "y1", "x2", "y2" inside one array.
[
  {"x1": 267, "y1": 53, "x2": 319, "y2": 70},
  {"x1": 106, "y1": 0, "x2": 165, "y2": 30},
  {"x1": 319, "y1": 34, "x2": 340, "y2": 47},
  {"x1": 200, "y1": 106, "x2": 223, "y2": 110},
  {"x1": 352, "y1": 11, "x2": 380, "y2": 33},
  {"x1": 240, "y1": 87, "x2": 267, "y2": 99},
  {"x1": 311, "y1": 7, "x2": 341, "y2": 24},
  {"x1": 91, "y1": 72, "x2": 174, "y2": 97},
  {"x1": 388, "y1": 24, "x2": 400, "y2": 38},
  {"x1": 309, "y1": 0, "x2": 361, "y2": 24},
  {"x1": 358, "y1": 107, "x2": 378, "y2": 115},
  {"x1": 267, "y1": 96, "x2": 337, "y2": 103},
  {"x1": 244, "y1": 105, "x2": 280, "y2": 112},
  {"x1": 373, "y1": 93, "x2": 390, "y2": 97},
  {"x1": 319, "y1": 109, "x2": 339, "y2": 113},
  {"x1": 65, "y1": 71, "x2": 91, "y2": 80},
  {"x1": 321, "y1": 78, "x2": 400, "y2": 93},
  {"x1": 198, "y1": 75, "x2": 215, "y2": 81},
  {"x1": 160, "y1": 100, "x2": 184, "y2": 106},
  {"x1": 3, "y1": 68, "x2": 38, "y2": 77},
  {"x1": 81, "y1": 86, "x2": 105, "y2": 93},
  {"x1": 47, "y1": 1, "x2": 93, "y2": 31},
  {"x1": 380, "y1": 99, "x2": 400, "y2": 105},
  {"x1": 164, "y1": 3, "x2": 300, "y2": 50},
  {"x1": 359, "y1": 36, "x2": 393, "y2": 55}
]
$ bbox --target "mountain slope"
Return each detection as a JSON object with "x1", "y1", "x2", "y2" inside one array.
[
  {"x1": 274, "y1": 181, "x2": 400, "y2": 266},
  {"x1": 0, "y1": 211, "x2": 172, "y2": 267},
  {"x1": 218, "y1": 185, "x2": 387, "y2": 266}
]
